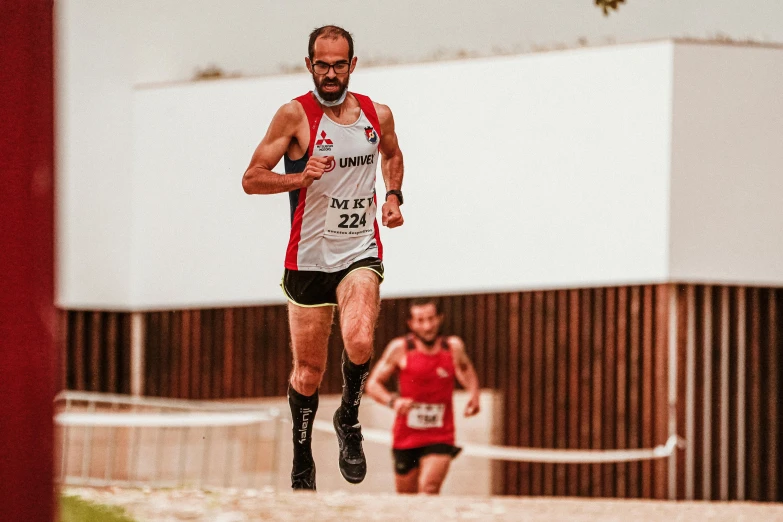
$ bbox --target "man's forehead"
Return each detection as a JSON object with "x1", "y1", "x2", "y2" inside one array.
[
  {"x1": 410, "y1": 304, "x2": 438, "y2": 317},
  {"x1": 312, "y1": 36, "x2": 350, "y2": 60}
]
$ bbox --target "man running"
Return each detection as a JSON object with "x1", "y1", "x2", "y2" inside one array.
[
  {"x1": 242, "y1": 25, "x2": 405, "y2": 491},
  {"x1": 365, "y1": 299, "x2": 481, "y2": 494}
]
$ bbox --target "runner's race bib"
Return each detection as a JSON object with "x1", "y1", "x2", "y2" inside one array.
[
  {"x1": 406, "y1": 403, "x2": 446, "y2": 429},
  {"x1": 324, "y1": 194, "x2": 375, "y2": 237}
]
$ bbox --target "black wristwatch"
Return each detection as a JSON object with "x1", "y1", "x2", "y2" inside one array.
[{"x1": 385, "y1": 190, "x2": 403, "y2": 205}]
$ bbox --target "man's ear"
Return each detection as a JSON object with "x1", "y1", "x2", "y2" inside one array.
[
  {"x1": 305, "y1": 57, "x2": 313, "y2": 73},
  {"x1": 349, "y1": 56, "x2": 357, "y2": 74}
]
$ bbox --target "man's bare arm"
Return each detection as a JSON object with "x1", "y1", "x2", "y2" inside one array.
[
  {"x1": 450, "y1": 337, "x2": 481, "y2": 416},
  {"x1": 365, "y1": 338, "x2": 406, "y2": 406},
  {"x1": 375, "y1": 103, "x2": 404, "y2": 228},
  {"x1": 242, "y1": 101, "x2": 331, "y2": 194}
]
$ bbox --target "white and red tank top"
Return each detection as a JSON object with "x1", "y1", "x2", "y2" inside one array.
[
  {"x1": 283, "y1": 92, "x2": 383, "y2": 272},
  {"x1": 392, "y1": 336, "x2": 457, "y2": 450}
]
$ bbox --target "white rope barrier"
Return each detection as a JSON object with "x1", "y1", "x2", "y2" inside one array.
[
  {"x1": 55, "y1": 411, "x2": 275, "y2": 428},
  {"x1": 313, "y1": 420, "x2": 682, "y2": 464}
]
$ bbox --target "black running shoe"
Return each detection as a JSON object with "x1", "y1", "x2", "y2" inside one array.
[
  {"x1": 333, "y1": 409, "x2": 367, "y2": 484},
  {"x1": 291, "y1": 460, "x2": 316, "y2": 491}
]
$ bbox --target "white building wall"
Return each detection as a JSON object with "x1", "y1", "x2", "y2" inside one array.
[
  {"x1": 668, "y1": 44, "x2": 783, "y2": 285},
  {"x1": 55, "y1": 0, "x2": 783, "y2": 309},
  {"x1": 128, "y1": 43, "x2": 673, "y2": 309},
  {"x1": 56, "y1": 0, "x2": 137, "y2": 307}
]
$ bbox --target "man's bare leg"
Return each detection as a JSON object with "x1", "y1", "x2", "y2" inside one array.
[
  {"x1": 287, "y1": 303, "x2": 333, "y2": 490},
  {"x1": 395, "y1": 467, "x2": 420, "y2": 494},
  {"x1": 417, "y1": 454, "x2": 452, "y2": 494},
  {"x1": 332, "y1": 268, "x2": 381, "y2": 483}
]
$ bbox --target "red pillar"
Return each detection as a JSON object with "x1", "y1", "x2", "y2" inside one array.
[{"x1": 0, "y1": 1, "x2": 56, "y2": 521}]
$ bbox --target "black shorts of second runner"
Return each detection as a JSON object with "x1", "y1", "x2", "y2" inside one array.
[
  {"x1": 392, "y1": 444, "x2": 462, "y2": 475},
  {"x1": 282, "y1": 257, "x2": 384, "y2": 307}
]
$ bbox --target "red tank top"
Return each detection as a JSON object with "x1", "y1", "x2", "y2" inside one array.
[{"x1": 392, "y1": 335, "x2": 456, "y2": 449}]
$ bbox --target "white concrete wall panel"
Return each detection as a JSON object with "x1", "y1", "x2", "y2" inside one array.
[
  {"x1": 56, "y1": 0, "x2": 137, "y2": 307},
  {"x1": 129, "y1": 43, "x2": 673, "y2": 308},
  {"x1": 669, "y1": 45, "x2": 783, "y2": 285}
]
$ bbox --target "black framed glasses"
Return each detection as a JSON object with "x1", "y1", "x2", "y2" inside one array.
[{"x1": 312, "y1": 61, "x2": 350, "y2": 75}]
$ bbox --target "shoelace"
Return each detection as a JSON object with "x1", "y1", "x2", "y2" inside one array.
[
  {"x1": 342, "y1": 426, "x2": 364, "y2": 458},
  {"x1": 292, "y1": 469, "x2": 315, "y2": 489}
]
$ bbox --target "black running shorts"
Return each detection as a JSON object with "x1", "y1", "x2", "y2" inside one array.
[
  {"x1": 392, "y1": 444, "x2": 462, "y2": 475},
  {"x1": 282, "y1": 257, "x2": 384, "y2": 307}
]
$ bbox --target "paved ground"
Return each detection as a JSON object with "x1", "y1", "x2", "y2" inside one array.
[{"x1": 65, "y1": 487, "x2": 783, "y2": 522}]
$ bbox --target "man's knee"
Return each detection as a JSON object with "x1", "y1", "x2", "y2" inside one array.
[
  {"x1": 291, "y1": 362, "x2": 325, "y2": 395},
  {"x1": 342, "y1": 326, "x2": 374, "y2": 361}
]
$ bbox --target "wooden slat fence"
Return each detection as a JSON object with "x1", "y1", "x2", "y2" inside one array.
[{"x1": 59, "y1": 284, "x2": 783, "y2": 500}]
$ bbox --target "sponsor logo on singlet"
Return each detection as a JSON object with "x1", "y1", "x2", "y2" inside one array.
[
  {"x1": 364, "y1": 126, "x2": 378, "y2": 144},
  {"x1": 316, "y1": 130, "x2": 333, "y2": 152}
]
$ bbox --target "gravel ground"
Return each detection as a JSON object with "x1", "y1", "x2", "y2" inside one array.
[{"x1": 65, "y1": 487, "x2": 783, "y2": 522}]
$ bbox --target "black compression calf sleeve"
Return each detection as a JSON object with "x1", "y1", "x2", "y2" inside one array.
[
  {"x1": 339, "y1": 350, "x2": 371, "y2": 424},
  {"x1": 288, "y1": 384, "x2": 318, "y2": 454}
]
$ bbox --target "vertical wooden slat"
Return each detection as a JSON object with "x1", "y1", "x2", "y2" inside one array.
[
  {"x1": 519, "y1": 292, "x2": 532, "y2": 496},
  {"x1": 736, "y1": 288, "x2": 746, "y2": 500},
  {"x1": 59, "y1": 310, "x2": 69, "y2": 391},
  {"x1": 675, "y1": 285, "x2": 688, "y2": 500},
  {"x1": 213, "y1": 310, "x2": 225, "y2": 398},
  {"x1": 603, "y1": 287, "x2": 616, "y2": 497},
  {"x1": 474, "y1": 295, "x2": 487, "y2": 394},
  {"x1": 145, "y1": 313, "x2": 159, "y2": 396},
  {"x1": 253, "y1": 307, "x2": 264, "y2": 396},
  {"x1": 665, "y1": 284, "x2": 678, "y2": 500},
  {"x1": 768, "y1": 290, "x2": 778, "y2": 501},
  {"x1": 181, "y1": 311, "x2": 192, "y2": 398},
  {"x1": 615, "y1": 287, "x2": 628, "y2": 498},
  {"x1": 628, "y1": 286, "x2": 641, "y2": 498},
  {"x1": 505, "y1": 293, "x2": 520, "y2": 494},
  {"x1": 497, "y1": 293, "x2": 509, "y2": 391},
  {"x1": 224, "y1": 309, "x2": 234, "y2": 398},
  {"x1": 89, "y1": 312, "x2": 101, "y2": 391},
  {"x1": 531, "y1": 291, "x2": 544, "y2": 496},
  {"x1": 243, "y1": 308, "x2": 254, "y2": 397},
  {"x1": 191, "y1": 311, "x2": 202, "y2": 398},
  {"x1": 203, "y1": 310, "x2": 215, "y2": 399},
  {"x1": 579, "y1": 289, "x2": 592, "y2": 496},
  {"x1": 685, "y1": 285, "x2": 697, "y2": 500},
  {"x1": 555, "y1": 290, "x2": 569, "y2": 496},
  {"x1": 121, "y1": 314, "x2": 132, "y2": 395},
  {"x1": 567, "y1": 289, "x2": 580, "y2": 497},
  {"x1": 486, "y1": 294, "x2": 499, "y2": 389},
  {"x1": 702, "y1": 286, "x2": 714, "y2": 500},
  {"x1": 232, "y1": 308, "x2": 244, "y2": 397},
  {"x1": 130, "y1": 312, "x2": 145, "y2": 397},
  {"x1": 160, "y1": 311, "x2": 171, "y2": 397},
  {"x1": 170, "y1": 312, "x2": 181, "y2": 398},
  {"x1": 543, "y1": 291, "x2": 556, "y2": 495},
  {"x1": 106, "y1": 313, "x2": 118, "y2": 393},
  {"x1": 719, "y1": 287, "x2": 730, "y2": 500},
  {"x1": 591, "y1": 288, "x2": 604, "y2": 497},
  {"x1": 641, "y1": 286, "x2": 654, "y2": 498}
]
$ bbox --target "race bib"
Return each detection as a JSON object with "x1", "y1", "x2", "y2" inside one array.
[
  {"x1": 406, "y1": 403, "x2": 446, "y2": 430},
  {"x1": 324, "y1": 195, "x2": 375, "y2": 237}
]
